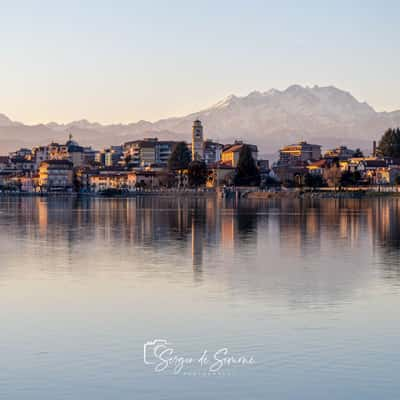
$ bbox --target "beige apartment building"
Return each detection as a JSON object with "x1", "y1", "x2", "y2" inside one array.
[{"x1": 39, "y1": 160, "x2": 73, "y2": 191}]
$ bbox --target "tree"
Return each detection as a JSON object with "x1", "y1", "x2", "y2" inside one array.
[
  {"x1": 168, "y1": 142, "x2": 191, "y2": 171},
  {"x1": 340, "y1": 170, "x2": 361, "y2": 186},
  {"x1": 323, "y1": 160, "x2": 342, "y2": 190},
  {"x1": 188, "y1": 160, "x2": 207, "y2": 187},
  {"x1": 168, "y1": 142, "x2": 191, "y2": 187},
  {"x1": 234, "y1": 145, "x2": 260, "y2": 186},
  {"x1": 377, "y1": 128, "x2": 400, "y2": 158},
  {"x1": 304, "y1": 173, "x2": 324, "y2": 188},
  {"x1": 262, "y1": 174, "x2": 280, "y2": 187},
  {"x1": 353, "y1": 148, "x2": 364, "y2": 158}
]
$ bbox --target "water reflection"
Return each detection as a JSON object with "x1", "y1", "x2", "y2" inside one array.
[
  {"x1": 1, "y1": 196, "x2": 400, "y2": 300},
  {"x1": 2, "y1": 196, "x2": 400, "y2": 399}
]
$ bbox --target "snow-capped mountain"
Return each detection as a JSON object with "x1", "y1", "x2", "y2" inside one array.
[
  {"x1": 0, "y1": 113, "x2": 22, "y2": 127},
  {"x1": 1, "y1": 85, "x2": 400, "y2": 154}
]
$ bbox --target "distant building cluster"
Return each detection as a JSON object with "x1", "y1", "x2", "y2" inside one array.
[
  {"x1": 272, "y1": 139, "x2": 400, "y2": 187},
  {"x1": 0, "y1": 120, "x2": 268, "y2": 193},
  {"x1": 1, "y1": 120, "x2": 398, "y2": 193}
]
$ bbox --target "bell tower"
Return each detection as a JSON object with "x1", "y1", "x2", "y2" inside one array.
[{"x1": 192, "y1": 120, "x2": 204, "y2": 160}]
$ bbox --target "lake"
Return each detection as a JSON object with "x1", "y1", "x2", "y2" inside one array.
[{"x1": 1, "y1": 195, "x2": 400, "y2": 399}]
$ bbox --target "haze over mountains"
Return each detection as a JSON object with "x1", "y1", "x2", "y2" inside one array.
[{"x1": 1, "y1": 85, "x2": 400, "y2": 155}]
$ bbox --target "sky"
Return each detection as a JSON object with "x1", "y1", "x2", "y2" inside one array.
[{"x1": 1, "y1": 0, "x2": 400, "y2": 124}]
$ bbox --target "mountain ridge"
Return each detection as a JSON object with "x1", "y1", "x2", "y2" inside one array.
[{"x1": 1, "y1": 85, "x2": 399, "y2": 154}]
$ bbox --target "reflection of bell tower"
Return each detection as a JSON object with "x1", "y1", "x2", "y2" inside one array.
[
  {"x1": 191, "y1": 217, "x2": 203, "y2": 272},
  {"x1": 192, "y1": 120, "x2": 204, "y2": 160}
]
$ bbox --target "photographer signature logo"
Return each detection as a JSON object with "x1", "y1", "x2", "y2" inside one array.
[{"x1": 144, "y1": 339, "x2": 255, "y2": 376}]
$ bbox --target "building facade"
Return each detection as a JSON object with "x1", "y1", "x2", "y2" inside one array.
[
  {"x1": 279, "y1": 141, "x2": 321, "y2": 164},
  {"x1": 324, "y1": 146, "x2": 356, "y2": 160},
  {"x1": 204, "y1": 140, "x2": 223, "y2": 165},
  {"x1": 39, "y1": 160, "x2": 73, "y2": 191},
  {"x1": 221, "y1": 142, "x2": 258, "y2": 167},
  {"x1": 123, "y1": 138, "x2": 177, "y2": 167}
]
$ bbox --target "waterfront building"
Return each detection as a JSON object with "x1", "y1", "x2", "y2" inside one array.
[
  {"x1": 32, "y1": 146, "x2": 49, "y2": 170},
  {"x1": 279, "y1": 141, "x2": 321, "y2": 164},
  {"x1": 104, "y1": 146, "x2": 123, "y2": 167},
  {"x1": 123, "y1": 139, "x2": 156, "y2": 167},
  {"x1": 192, "y1": 120, "x2": 204, "y2": 161},
  {"x1": 8, "y1": 157, "x2": 35, "y2": 172},
  {"x1": 74, "y1": 167, "x2": 95, "y2": 192},
  {"x1": 221, "y1": 141, "x2": 258, "y2": 167},
  {"x1": 82, "y1": 148, "x2": 98, "y2": 165},
  {"x1": 206, "y1": 163, "x2": 236, "y2": 188},
  {"x1": 155, "y1": 140, "x2": 176, "y2": 165},
  {"x1": 9, "y1": 148, "x2": 32, "y2": 159},
  {"x1": 9, "y1": 175, "x2": 38, "y2": 193},
  {"x1": 355, "y1": 158, "x2": 387, "y2": 173},
  {"x1": 89, "y1": 172, "x2": 128, "y2": 192},
  {"x1": 306, "y1": 159, "x2": 328, "y2": 175},
  {"x1": 38, "y1": 160, "x2": 73, "y2": 192},
  {"x1": 324, "y1": 146, "x2": 356, "y2": 160},
  {"x1": 375, "y1": 166, "x2": 400, "y2": 185},
  {"x1": 123, "y1": 138, "x2": 177, "y2": 167},
  {"x1": 127, "y1": 170, "x2": 165, "y2": 189},
  {"x1": 204, "y1": 140, "x2": 223, "y2": 165},
  {"x1": 272, "y1": 164, "x2": 308, "y2": 185},
  {"x1": 48, "y1": 142, "x2": 69, "y2": 161},
  {"x1": 88, "y1": 170, "x2": 166, "y2": 192},
  {"x1": 0, "y1": 156, "x2": 9, "y2": 170},
  {"x1": 65, "y1": 137, "x2": 85, "y2": 167},
  {"x1": 95, "y1": 150, "x2": 106, "y2": 166}
]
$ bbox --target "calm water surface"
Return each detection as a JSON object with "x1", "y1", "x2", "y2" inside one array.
[{"x1": 1, "y1": 196, "x2": 400, "y2": 399}]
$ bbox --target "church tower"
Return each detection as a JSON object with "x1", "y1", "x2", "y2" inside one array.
[{"x1": 192, "y1": 120, "x2": 204, "y2": 160}]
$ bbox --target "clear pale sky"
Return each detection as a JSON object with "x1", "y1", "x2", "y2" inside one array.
[{"x1": 1, "y1": 0, "x2": 399, "y2": 124}]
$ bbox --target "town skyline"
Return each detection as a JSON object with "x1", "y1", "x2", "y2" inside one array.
[{"x1": 1, "y1": 115, "x2": 400, "y2": 195}]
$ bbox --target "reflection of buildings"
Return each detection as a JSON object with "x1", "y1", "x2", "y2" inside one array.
[
  {"x1": 6, "y1": 196, "x2": 400, "y2": 288},
  {"x1": 191, "y1": 214, "x2": 203, "y2": 273}
]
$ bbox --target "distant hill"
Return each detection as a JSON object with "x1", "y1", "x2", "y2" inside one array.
[{"x1": 1, "y1": 85, "x2": 400, "y2": 155}]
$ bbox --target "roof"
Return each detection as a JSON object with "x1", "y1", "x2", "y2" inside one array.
[
  {"x1": 204, "y1": 140, "x2": 223, "y2": 149},
  {"x1": 281, "y1": 141, "x2": 321, "y2": 150},
  {"x1": 123, "y1": 140, "x2": 157, "y2": 148},
  {"x1": 223, "y1": 143, "x2": 258, "y2": 154},
  {"x1": 10, "y1": 157, "x2": 34, "y2": 163},
  {"x1": 90, "y1": 173, "x2": 127, "y2": 179},
  {"x1": 66, "y1": 139, "x2": 79, "y2": 147},
  {"x1": 307, "y1": 159, "x2": 327, "y2": 168},
  {"x1": 209, "y1": 162, "x2": 235, "y2": 170},
  {"x1": 157, "y1": 140, "x2": 178, "y2": 146},
  {"x1": 139, "y1": 141, "x2": 156, "y2": 148},
  {"x1": 40, "y1": 160, "x2": 73, "y2": 167},
  {"x1": 130, "y1": 170, "x2": 159, "y2": 176},
  {"x1": 361, "y1": 160, "x2": 387, "y2": 168}
]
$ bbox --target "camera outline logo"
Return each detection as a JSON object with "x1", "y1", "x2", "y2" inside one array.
[{"x1": 143, "y1": 339, "x2": 171, "y2": 366}]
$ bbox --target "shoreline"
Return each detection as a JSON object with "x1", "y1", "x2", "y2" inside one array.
[
  {"x1": 1, "y1": 188, "x2": 400, "y2": 200},
  {"x1": 246, "y1": 190, "x2": 400, "y2": 200}
]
